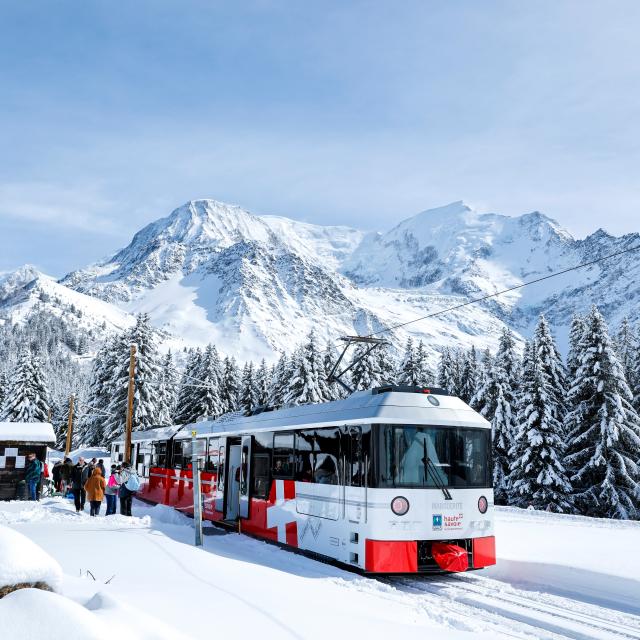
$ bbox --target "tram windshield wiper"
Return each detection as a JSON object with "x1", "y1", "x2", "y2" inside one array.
[{"x1": 422, "y1": 439, "x2": 452, "y2": 501}]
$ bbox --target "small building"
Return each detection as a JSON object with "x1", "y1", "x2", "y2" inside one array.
[{"x1": 0, "y1": 422, "x2": 56, "y2": 500}]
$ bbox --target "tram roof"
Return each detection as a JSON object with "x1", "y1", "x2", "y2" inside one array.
[{"x1": 178, "y1": 389, "x2": 489, "y2": 440}]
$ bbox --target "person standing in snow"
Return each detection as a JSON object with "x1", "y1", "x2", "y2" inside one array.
[
  {"x1": 84, "y1": 467, "x2": 106, "y2": 517},
  {"x1": 61, "y1": 457, "x2": 74, "y2": 495},
  {"x1": 118, "y1": 462, "x2": 139, "y2": 517},
  {"x1": 52, "y1": 460, "x2": 63, "y2": 493},
  {"x1": 71, "y1": 457, "x2": 88, "y2": 512},
  {"x1": 97, "y1": 459, "x2": 106, "y2": 477},
  {"x1": 24, "y1": 453, "x2": 42, "y2": 501},
  {"x1": 105, "y1": 464, "x2": 120, "y2": 516}
]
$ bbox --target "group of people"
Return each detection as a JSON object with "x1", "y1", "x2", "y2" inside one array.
[{"x1": 50, "y1": 457, "x2": 140, "y2": 517}]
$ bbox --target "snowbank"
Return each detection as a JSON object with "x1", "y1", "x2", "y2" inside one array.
[
  {"x1": 0, "y1": 422, "x2": 55, "y2": 443},
  {"x1": 0, "y1": 589, "x2": 108, "y2": 640},
  {"x1": 0, "y1": 524, "x2": 62, "y2": 593},
  {"x1": 68, "y1": 447, "x2": 110, "y2": 462}
]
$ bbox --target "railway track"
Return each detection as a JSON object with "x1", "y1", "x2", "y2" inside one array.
[{"x1": 383, "y1": 573, "x2": 640, "y2": 640}]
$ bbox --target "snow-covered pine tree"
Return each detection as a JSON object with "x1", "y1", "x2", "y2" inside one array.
[
  {"x1": 104, "y1": 314, "x2": 163, "y2": 442},
  {"x1": 220, "y1": 356, "x2": 240, "y2": 413},
  {"x1": 192, "y1": 344, "x2": 224, "y2": 420},
  {"x1": 437, "y1": 347, "x2": 457, "y2": 393},
  {"x1": 174, "y1": 348, "x2": 202, "y2": 425},
  {"x1": 376, "y1": 342, "x2": 396, "y2": 386},
  {"x1": 322, "y1": 341, "x2": 344, "y2": 400},
  {"x1": 269, "y1": 353, "x2": 290, "y2": 408},
  {"x1": 509, "y1": 332, "x2": 572, "y2": 512},
  {"x1": 284, "y1": 331, "x2": 332, "y2": 406},
  {"x1": 458, "y1": 346, "x2": 478, "y2": 405},
  {"x1": 0, "y1": 370, "x2": 8, "y2": 411},
  {"x1": 397, "y1": 337, "x2": 418, "y2": 385},
  {"x1": 633, "y1": 327, "x2": 640, "y2": 413},
  {"x1": 255, "y1": 359, "x2": 271, "y2": 406},
  {"x1": 470, "y1": 348, "x2": 492, "y2": 413},
  {"x1": 350, "y1": 343, "x2": 384, "y2": 391},
  {"x1": 81, "y1": 336, "x2": 119, "y2": 445},
  {"x1": 240, "y1": 362, "x2": 259, "y2": 414},
  {"x1": 157, "y1": 351, "x2": 179, "y2": 425},
  {"x1": 1, "y1": 349, "x2": 50, "y2": 422},
  {"x1": 564, "y1": 306, "x2": 640, "y2": 519},
  {"x1": 615, "y1": 317, "x2": 636, "y2": 386},
  {"x1": 414, "y1": 340, "x2": 434, "y2": 386},
  {"x1": 566, "y1": 313, "x2": 586, "y2": 382}
]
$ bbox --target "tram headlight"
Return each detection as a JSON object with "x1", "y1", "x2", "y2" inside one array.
[
  {"x1": 391, "y1": 496, "x2": 410, "y2": 516},
  {"x1": 478, "y1": 495, "x2": 488, "y2": 514}
]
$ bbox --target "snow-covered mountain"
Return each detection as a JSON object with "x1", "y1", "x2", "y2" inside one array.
[{"x1": 4, "y1": 198, "x2": 638, "y2": 362}]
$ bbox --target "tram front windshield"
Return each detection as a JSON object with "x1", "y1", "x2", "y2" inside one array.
[{"x1": 379, "y1": 425, "x2": 491, "y2": 488}]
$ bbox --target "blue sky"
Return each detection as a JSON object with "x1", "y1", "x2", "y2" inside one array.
[{"x1": 1, "y1": 1, "x2": 639, "y2": 275}]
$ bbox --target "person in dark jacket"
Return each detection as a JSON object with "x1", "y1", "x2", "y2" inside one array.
[
  {"x1": 61, "y1": 457, "x2": 74, "y2": 495},
  {"x1": 25, "y1": 453, "x2": 42, "y2": 501},
  {"x1": 118, "y1": 462, "x2": 138, "y2": 517},
  {"x1": 71, "y1": 457, "x2": 88, "y2": 512},
  {"x1": 97, "y1": 459, "x2": 106, "y2": 477},
  {"x1": 52, "y1": 461, "x2": 63, "y2": 492}
]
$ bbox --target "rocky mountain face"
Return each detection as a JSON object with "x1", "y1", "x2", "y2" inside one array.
[{"x1": 3, "y1": 198, "x2": 638, "y2": 363}]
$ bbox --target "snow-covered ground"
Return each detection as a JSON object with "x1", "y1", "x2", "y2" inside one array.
[{"x1": 1, "y1": 498, "x2": 640, "y2": 640}]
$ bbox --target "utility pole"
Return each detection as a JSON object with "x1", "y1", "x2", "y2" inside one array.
[
  {"x1": 191, "y1": 430, "x2": 203, "y2": 547},
  {"x1": 124, "y1": 344, "x2": 136, "y2": 465},
  {"x1": 64, "y1": 394, "x2": 75, "y2": 457}
]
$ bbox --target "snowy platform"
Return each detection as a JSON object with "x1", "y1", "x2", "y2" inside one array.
[{"x1": 1, "y1": 498, "x2": 640, "y2": 639}]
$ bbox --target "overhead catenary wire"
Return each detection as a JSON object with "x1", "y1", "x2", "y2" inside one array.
[{"x1": 361, "y1": 243, "x2": 640, "y2": 339}]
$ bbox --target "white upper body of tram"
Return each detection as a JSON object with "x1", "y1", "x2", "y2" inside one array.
[{"x1": 112, "y1": 385, "x2": 496, "y2": 573}]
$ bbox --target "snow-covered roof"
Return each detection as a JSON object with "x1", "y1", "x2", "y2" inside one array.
[
  {"x1": 175, "y1": 390, "x2": 489, "y2": 440},
  {"x1": 0, "y1": 422, "x2": 56, "y2": 444},
  {"x1": 129, "y1": 425, "x2": 184, "y2": 443}
]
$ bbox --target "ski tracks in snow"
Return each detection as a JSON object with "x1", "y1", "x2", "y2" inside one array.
[{"x1": 382, "y1": 573, "x2": 640, "y2": 640}]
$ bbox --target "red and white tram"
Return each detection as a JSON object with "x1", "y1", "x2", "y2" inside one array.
[{"x1": 111, "y1": 386, "x2": 496, "y2": 574}]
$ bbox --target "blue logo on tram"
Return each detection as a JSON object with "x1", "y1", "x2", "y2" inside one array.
[{"x1": 432, "y1": 514, "x2": 443, "y2": 530}]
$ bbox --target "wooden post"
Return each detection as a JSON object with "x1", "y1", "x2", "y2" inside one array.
[
  {"x1": 64, "y1": 394, "x2": 75, "y2": 457},
  {"x1": 124, "y1": 344, "x2": 137, "y2": 464}
]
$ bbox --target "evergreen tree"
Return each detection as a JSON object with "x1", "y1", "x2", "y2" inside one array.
[
  {"x1": 1, "y1": 350, "x2": 50, "y2": 422},
  {"x1": 240, "y1": 362, "x2": 259, "y2": 414},
  {"x1": 192, "y1": 344, "x2": 224, "y2": 420},
  {"x1": 255, "y1": 359, "x2": 271, "y2": 406},
  {"x1": 350, "y1": 343, "x2": 383, "y2": 391},
  {"x1": 437, "y1": 347, "x2": 457, "y2": 393},
  {"x1": 566, "y1": 313, "x2": 586, "y2": 382},
  {"x1": 414, "y1": 340, "x2": 434, "y2": 386},
  {"x1": 376, "y1": 343, "x2": 396, "y2": 386},
  {"x1": 615, "y1": 317, "x2": 635, "y2": 385},
  {"x1": 270, "y1": 353, "x2": 290, "y2": 408},
  {"x1": 220, "y1": 356, "x2": 240, "y2": 413},
  {"x1": 284, "y1": 331, "x2": 332, "y2": 406},
  {"x1": 458, "y1": 347, "x2": 478, "y2": 405},
  {"x1": 509, "y1": 330, "x2": 572, "y2": 512},
  {"x1": 0, "y1": 371, "x2": 9, "y2": 411},
  {"x1": 157, "y1": 351, "x2": 179, "y2": 425},
  {"x1": 104, "y1": 314, "x2": 163, "y2": 441},
  {"x1": 174, "y1": 348, "x2": 202, "y2": 425},
  {"x1": 565, "y1": 306, "x2": 640, "y2": 519},
  {"x1": 397, "y1": 337, "x2": 419, "y2": 385}
]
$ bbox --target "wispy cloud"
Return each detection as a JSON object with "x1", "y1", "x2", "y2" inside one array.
[{"x1": 0, "y1": 182, "x2": 121, "y2": 235}]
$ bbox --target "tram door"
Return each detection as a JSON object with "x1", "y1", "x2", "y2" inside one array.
[
  {"x1": 226, "y1": 444, "x2": 242, "y2": 520},
  {"x1": 344, "y1": 427, "x2": 364, "y2": 524}
]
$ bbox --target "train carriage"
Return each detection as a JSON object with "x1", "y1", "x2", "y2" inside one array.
[{"x1": 111, "y1": 386, "x2": 496, "y2": 574}]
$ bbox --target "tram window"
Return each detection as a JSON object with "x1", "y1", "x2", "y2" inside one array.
[
  {"x1": 273, "y1": 433, "x2": 294, "y2": 478},
  {"x1": 206, "y1": 438, "x2": 219, "y2": 472},
  {"x1": 152, "y1": 442, "x2": 167, "y2": 467},
  {"x1": 378, "y1": 425, "x2": 491, "y2": 489},
  {"x1": 344, "y1": 428, "x2": 363, "y2": 487},
  {"x1": 252, "y1": 454, "x2": 271, "y2": 499},
  {"x1": 313, "y1": 428, "x2": 340, "y2": 485},
  {"x1": 294, "y1": 431, "x2": 314, "y2": 482},
  {"x1": 172, "y1": 440, "x2": 184, "y2": 469}
]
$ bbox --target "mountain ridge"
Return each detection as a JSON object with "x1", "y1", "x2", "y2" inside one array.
[{"x1": 3, "y1": 198, "x2": 638, "y2": 363}]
